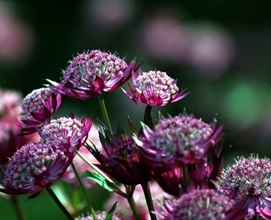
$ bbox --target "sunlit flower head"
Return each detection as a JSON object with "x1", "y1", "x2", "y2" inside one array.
[
  {"x1": 122, "y1": 70, "x2": 187, "y2": 106},
  {"x1": 218, "y1": 155, "x2": 271, "y2": 220},
  {"x1": 40, "y1": 115, "x2": 92, "y2": 155},
  {"x1": 0, "y1": 142, "x2": 74, "y2": 198},
  {"x1": 48, "y1": 49, "x2": 137, "y2": 100},
  {"x1": 20, "y1": 87, "x2": 63, "y2": 134},
  {"x1": 159, "y1": 189, "x2": 234, "y2": 220},
  {"x1": 136, "y1": 114, "x2": 223, "y2": 168}
]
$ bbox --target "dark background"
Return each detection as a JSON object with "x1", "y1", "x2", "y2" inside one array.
[{"x1": 1, "y1": 0, "x2": 271, "y2": 219}]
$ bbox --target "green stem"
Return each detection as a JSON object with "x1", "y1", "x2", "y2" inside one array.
[
  {"x1": 71, "y1": 162, "x2": 97, "y2": 220},
  {"x1": 143, "y1": 105, "x2": 153, "y2": 129},
  {"x1": 98, "y1": 94, "x2": 113, "y2": 134},
  {"x1": 141, "y1": 182, "x2": 157, "y2": 220},
  {"x1": 11, "y1": 196, "x2": 25, "y2": 220},
  {"x1": 125, "y1": 185, "x2": 141, "y2": 220},
  {"x1": 182, "y1": 166, "x2": 189, "y2": 192},
  {"x1": 46, "y1": 187, "x2": 74, "y2": 220}
]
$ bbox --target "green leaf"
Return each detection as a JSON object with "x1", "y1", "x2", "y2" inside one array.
[
  {"x1": 81, "y1": 171, "x2": 114, "y2": 192},
  {"x1": 105, "y1": 202, "x2": 118, "y2": 220}
]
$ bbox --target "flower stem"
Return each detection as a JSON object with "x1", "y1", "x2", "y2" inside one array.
[
  {"x1": 143, "y1": 105, "x2": 153, "y2": 129},
  {"x1": 71, "y1": 162, "x2": 97, "y2": 220},
  {"x1": 46, "y1": 187, "x2": 74, "y2": 220},
  {"x1": 141, "y1": 182, "x2": 157, "y2": 220},
  {"x1": 11, "y1": 196, "x2": 25, "y2": 220},
  {"x1": 98, "y1": 94, "x2": 113, "y2": 134},
  {"x1": 125, "y1": 185, "x2": 141, "y2": 220}
]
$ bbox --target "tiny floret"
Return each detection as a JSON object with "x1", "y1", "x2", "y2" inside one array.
[{"x1": 122, "y1": 70, "x2": 187, "y2": 106}]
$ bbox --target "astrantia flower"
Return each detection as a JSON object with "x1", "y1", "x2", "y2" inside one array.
[
  {"x1": 159, "y1": 189, "x2": 234, "y2": 220},
  {"x1": 85, "y1": 124, "x2": 163, "y2": 185},
  {"x1": 0, "y1": 142, "x2": 74, "y2": 198},
  {"x1": 218, "y1": 155, "x2": 271, "y2": 220},
  {"x1": 136, "y1": 114, "x2": 223, "y2": 168},
  {"x1": 48, "y1": 50, "x2": 137, "y2": 100},
  {"x1": 122, "y1": 70, "x2": 187, "y2": 106},
  {"x1": 40, "y1": 115, "x2": 92, "y2": 155},
  {"x1": 20, "y1": 87, "x2": 63, "y2": 134}
]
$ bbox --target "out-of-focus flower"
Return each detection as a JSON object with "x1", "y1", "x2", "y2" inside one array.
[
  {"x1": 105, "y1": 182, "x2": 172, "y2": 220},
  {"x1": 0, "y1": 88, "x2": 39, "y2": 164},
  {"x1": 48, "y1": 50, "x2": 137, "y2": 100},
  {"x1": 40, "y1": 115, "x2": 92, "y2": 156},
  {"x1": 218, "y1": 155, "x2": 271, "y2": 220},
  {"x1": 139, "y1": 11, "x2": 190, "y2": 63},
  {"x1": 0, "y1": 88, "x2": 22, "y2": 119},
  {"x1": 20, "y1": 88, "x2": 63, "y2": 134},
  {"x1": 135, "y1": 114, "x2": 223, "y2": 168},
  {"x1": 158, "y1": 189, "x2": 234, "y2": 220},
  {"x1": 122, "y1": 70, "x2": 187, "y2": 106},
  {"x1": 85, "y1": 124, "x2": 163, "y2": 185},
  {"x1": 62, "y1": 124, "x2": 101, "y2": 188},
  {"x1": 0, "y1": 142, "x2": 75, "y2": 198},
  {"x1": 0, "y1": 2, "x2": 33, "y2": 64},
  {"x1": 85, "y1": 0, "x2": 135, "y2": 31},
  {"x1": 185, "y1": 23, "x2": 235, "y2": 78}
]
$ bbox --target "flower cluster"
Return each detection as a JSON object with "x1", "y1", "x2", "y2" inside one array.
[{"x1": 0, "y1": 48, "x2": 269, "y2": 220}]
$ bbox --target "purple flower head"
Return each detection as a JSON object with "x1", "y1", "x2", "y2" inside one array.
[
  {"x1": 136, "y1": 114, "x2": 223, "y2": 168},
  {"x1": 159, "y1": 189, "x2": 234, "y2": 220},
  {"x1": 85, "y1": 124, "x2": 163, "y2": 185},
  {"x1": 40, "y1": 115, "x2": 92, "y2": 155},
  {"x1": 0, "y1": 142, "x2": 74, "y2": 198},
  {"x1": 122, "y1": 70, "x2": 187, "y2": 106},
  {"x1": 218, "y1": 155, "x2": 271, "y2": 220},
  {"x1": 20, "y1": 88, "x2": 63, "y2": 134},
  {"x1": 48, "y1": 50, "x2": 137, "y2": 100}
]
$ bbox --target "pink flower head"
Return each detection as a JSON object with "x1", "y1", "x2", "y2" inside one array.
[
  {"x1": 159, "y1": 189, "x2": 234, "y2": 220},
  {"x1": 218, "y1": 155, "x2": 271, "y2": 220},
  {"x1": 20, "y1": 88, "x2": 63, "y2": 134},
  {"x1": 135, "y1": 114, "x2": 223, "y2": 168},
  {"x1": 40, "y1": 115, "x2": 92, "y2": 156},
  {"x1": 122, "y1": 70, "x2": 187, "y2": 106},
  {"x1": 0, "y1": 142, "x2": 75, "y2": 198},
  {"x1": 48, "y1": 50, "x2": 137, "y2": 100}
]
